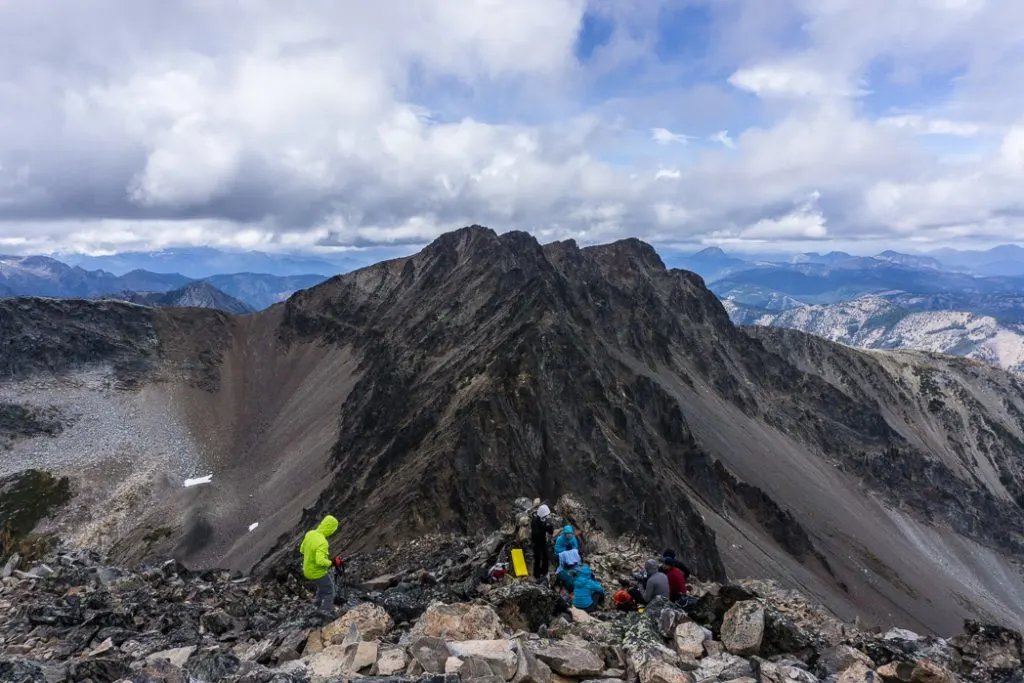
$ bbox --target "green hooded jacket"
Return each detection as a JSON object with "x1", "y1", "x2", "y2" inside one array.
[{"x1": 299, "y1": 515, "x2": 339, "y2": 580}]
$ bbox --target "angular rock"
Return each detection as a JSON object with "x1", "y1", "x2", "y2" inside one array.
[
  {"x1": 909, "y1": 660, "x2": 956, "y2": 683},
  {"x1": 877, "y1": 661, "x2": 915, "y2": 682},
  {"x1": 146, "y1": 646, "x2": 198, "y2": 669},
  {"x1": 184, "y1": 648, "x2": 241, "y2": 683},
  {"x1": 720, "y1": 601, "x2": 764, "y2": 656},
  {"x1": 67, "y1": 656, "x2": 129, "y2": 683},
  {"x1": 412, "y1": 636, "x2": 453, "y2": 673},
  {"x1": 949, "y1": 620, "x2": 1023, "y2": 673},
  {"x1": 696, "y1": 653, "x2": 753, "y2": 682},
  {"x1": 272, "y1": 629, "x2": 309, "y2": 663},
  {"x1": 377, "y1": 645, "x2": 409, "y2": 676},
  {"x1": 533, "y1": 641, "x2": 606, "y2": 678},
  {"x1": 323, "y1": 602, "x2": 394, "y2": 643},
  {"x1": 487, "y1": 582, "x2": 559, "y2": 633},
  {"x1": 448, "y1": 640, "x2": 519, "y2": 681},
  {"x1": 514, "y1": 640, "x2": 552, "y2": 683},
  {"x1": 138, "y1": 658, "x2": 189, "y2": 683},
  {"x1": 363, "y1": 572, "x2": 404, "y2": 591},
  {"x1": 689, "y1": 586, "x2": 758, "y2": 636},
  {"x1": 837, "y1": 661, "x2": 879, "y2": 683},
  {"x1": 305, "y1": 628, "x2": 325, "y2": 656},
  {"x1": 819, "y1": 645, "x2": 874, "y2": 677},
  {"x1": 750, "y1": 656, "x2": 819, "y2": 683},
  {"x1": 762, "y1": 605, "x2": 818, "y2": 662},
  {"x1": 447, "y1": 656, "x2": 466, "y2": 674},
  {"x1": 200, "y1": 608, "x2": 235, "y2": 636},
  {"x1": 420, "y1": 602, "x2": 505, "y2": 641},
  {"x1": 638, "y1": 660, "x2": 694, "y2": 683},
  {"x1": 673, "y1": 621, "x2": 708, "y2": 659}
]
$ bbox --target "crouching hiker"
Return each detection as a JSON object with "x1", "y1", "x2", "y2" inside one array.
[
  {"x1": 642, "y1": 558, "x2": 670, "y2": 604},
  {"x1": 299, "y1": 514, "x2": 342, "y2": 615},
  {"x1": 572, "y1": 566, "x2": 607, "y2": 612}
]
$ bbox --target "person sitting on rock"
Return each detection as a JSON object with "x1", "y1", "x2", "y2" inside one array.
[
  {"x1": 571, "y1": 565, "x2": 606, "y2": 611},
  {"x1": 663, "y1": 557, "x2": 688, "y2": 602},
  {"x1": 554, "y1": 525, "x2": 580, "y2": 554},
  {"x1": 661, "y1": 548, "x2": 691, "y2": 578},
  {"x1": 556, "y1": 559, "x2": 579, "y2": 592},
  {"x1": 641, "y1": 558, "x2": 670, "y2": 604},
  {"x1": 299, "y1": 514, "x2": 341, "y2": 615},
  {"x1": 557, "y1": 547, "x2": 581, "y2": 573},
  {"x1": 530, "y1": 503, "x2": 555, "y2": 581}
]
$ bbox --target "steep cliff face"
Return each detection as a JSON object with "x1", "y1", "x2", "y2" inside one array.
[{"x1": 2, "y1": 226, "x2": 1024, "y2": 636}]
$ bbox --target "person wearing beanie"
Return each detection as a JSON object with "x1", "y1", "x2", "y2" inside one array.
[{"x1": 530, "y1": 503, "x2": 555, "y2": 580}]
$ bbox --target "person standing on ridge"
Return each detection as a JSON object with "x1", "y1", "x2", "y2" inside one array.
[
  {"x1": 530, "y1": 503, "x2": 555, "y2": 581},
  {"x1": 299, "y1": 514, "x2": 342, "y2": 615}
]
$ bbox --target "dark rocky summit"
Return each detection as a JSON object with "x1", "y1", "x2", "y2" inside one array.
[
  {"x1": 0, "y1": 499, "x2": 1020, "y2": 683},
  {"x1": 2, "y1": 226, "x2": 1024, "y2": 637}
]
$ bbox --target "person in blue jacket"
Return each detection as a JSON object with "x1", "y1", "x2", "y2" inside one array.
[
  {"x1": 554, "y1": 525, "x2": 580, "y2": 554},
  {"x1": 571, "y1": 565, "x2": 606, "y2": 610}
]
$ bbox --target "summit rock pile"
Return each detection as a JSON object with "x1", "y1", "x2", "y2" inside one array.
[{"x1": 1, "y1": 498, "x2": 1021, "y2": 683}]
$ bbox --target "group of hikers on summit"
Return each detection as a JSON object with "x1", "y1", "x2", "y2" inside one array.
[
  {"x1": 528, "y1": 501, "x2": 696, "y2": 613},
  {"x1": 297, "y1": 502, "x2": 695, "y2": 616}
]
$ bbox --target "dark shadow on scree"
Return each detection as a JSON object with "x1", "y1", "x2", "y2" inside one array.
[{"x1": 179, "y1": 517, "x2": 215, "y2": 556}]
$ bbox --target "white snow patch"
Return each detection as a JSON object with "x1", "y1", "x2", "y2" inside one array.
[
  {"x1": 184, "y1": 475, "x2": 213, "y2": 487},
  {"x1": 248, "y1": 522, "x2": 259, "y2": 532}
]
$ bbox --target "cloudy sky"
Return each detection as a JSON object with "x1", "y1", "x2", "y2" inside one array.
[{"x1": 1, "y1": 0, "x2": 1023, "y2": 257}]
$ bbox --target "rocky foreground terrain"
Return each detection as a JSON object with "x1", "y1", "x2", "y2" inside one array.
[
  {"x1": 1, "y1": 497, "x2": 1020, "y2": 683},
  {"x1": 3, "y1": 226, "x2": 1024, "y2": 637}
]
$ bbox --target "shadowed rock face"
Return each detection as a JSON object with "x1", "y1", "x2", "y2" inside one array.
[{"x1": 4, "y1": 226, "x2": 1024, "y2": 635}]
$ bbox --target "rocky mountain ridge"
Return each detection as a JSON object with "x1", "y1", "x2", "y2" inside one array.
[
  {"x1": 105, "y1": 282, "x2": 255, "y2": 315},
  {"x1": 725, "y1": 296, "x2": 1024, "y2": 375},
  {"x1": 1, "y1": 226, "x2": 1024, "y2": 637},
  {"x1": 0, "y1": 497, "x2": 1019, "y2": 683}
]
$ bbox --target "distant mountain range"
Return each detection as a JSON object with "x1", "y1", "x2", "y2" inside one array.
[
  {"x1": 727, "y1": 296, "x2": 1024, "y2": 376},
  {"x1": 105, "y1": 282, "x2": 255, "y2": 315},
  {"x1": 60, "y1": 246, "x2": 411, "y2": 279},
  {"x1": 0, "y1": 254, "x2": 329, "y2": 311}
]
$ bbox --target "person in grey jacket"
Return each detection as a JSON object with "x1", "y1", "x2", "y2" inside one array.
[{"x1": 642, "y1": 558, "x2": 670, "y2": 604}]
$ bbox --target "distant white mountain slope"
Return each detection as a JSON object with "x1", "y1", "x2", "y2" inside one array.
[{"x1": 725, "y1": 295, "x2": 1024, "y2": 375}]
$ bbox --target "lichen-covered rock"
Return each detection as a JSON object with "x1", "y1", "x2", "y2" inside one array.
[
  {"x1": 695, "y1": 653, "x2": 753, "y2": 682},
  {"x1": 909, "y1": 660, "x2": 957, "y2": 683},
  {"x1": 486, "y1": 582, "x2": 559, "y2": 633},
  {"x1": 949, "y1": 620, "x2": 1023, "y2": 675},
  {"x1": 877, "y1": 661, "x2": 914, "y2": 682},
  {"x1": 638, "y1": 660, "x2": 695, "y2": 683},
  {"x1": 673, "y1": 621, "x2": 708, "y2": 659},
  {"x1": 448, "y1": 640, "x2": 519, "y2": 681},
  {"x1": 532, "y1": 642, "x2": 606, "y2": 677},
  {"x1": 376, "y1": 646, "x2": 409, "y2": 676},
  {"x1": 419, "y1": 602, "x2": 506, "y2": 641},
  {"x1": 184, "y1": 648, "x2": 241, "y2": 683},
  {"x1": 818, "y1": 645, "x2": 874, "y2": 677},
  {"x1": 322, "y1": 602, "x2": 394, "y2": 643},
  {"x1": 411, "y1": 636, "x2": 452, "y2": 673},
  {"x1": 720, "y1": 601, "x2": 764, "y2": 656},
  {"x1": 514, "y1": 640, "x2": 553, "y2": 683}
]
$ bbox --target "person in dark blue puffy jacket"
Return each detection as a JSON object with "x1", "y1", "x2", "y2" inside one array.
[{"x1": 571, "y1": 565, "x2": 606, "y2": 610}]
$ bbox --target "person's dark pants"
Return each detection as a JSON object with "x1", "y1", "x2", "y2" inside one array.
[
  {"x1": 312, "y1": 575, "x2": 335, "y2": 613},
  {"x1": 532, "y1": 541, "x2": 549, "y2": 578}
]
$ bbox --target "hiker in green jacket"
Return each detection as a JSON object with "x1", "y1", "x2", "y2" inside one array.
[{"x1": 299, "y1": 515, "x2": 341, "y2": 614}]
